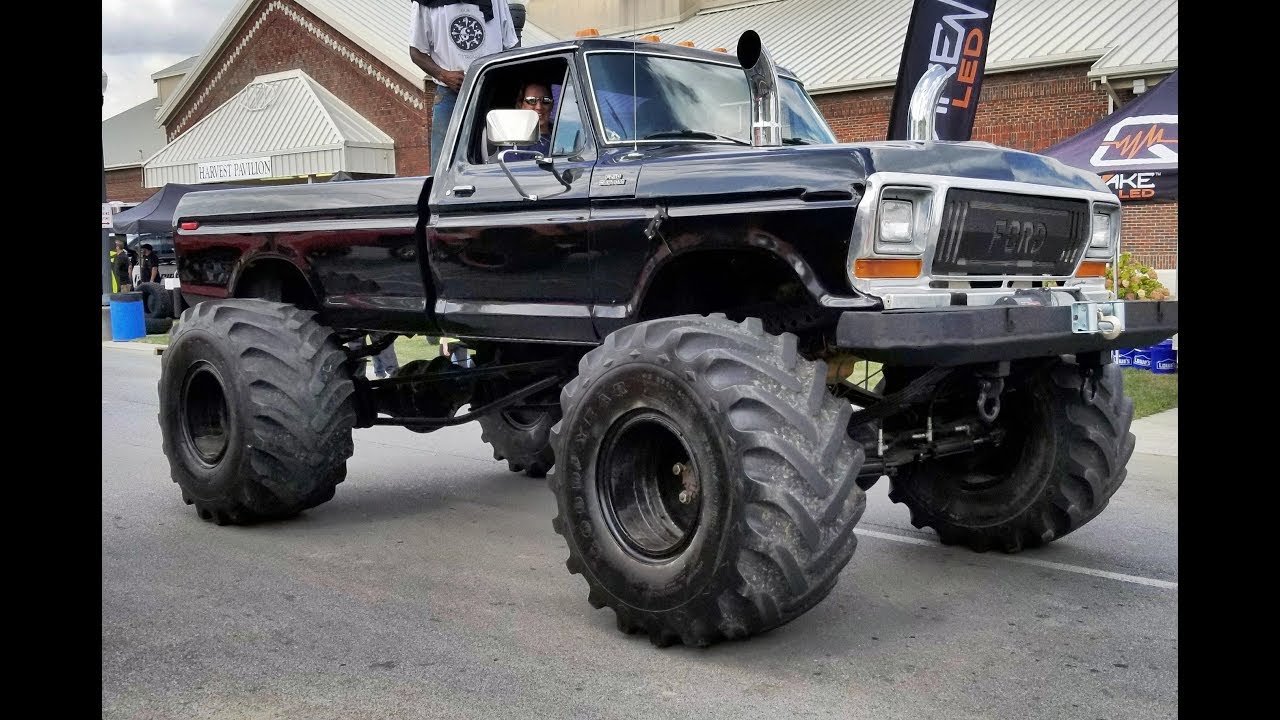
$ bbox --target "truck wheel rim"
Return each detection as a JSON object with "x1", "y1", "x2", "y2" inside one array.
[
  {"x1": 597, "y1": 411, "x2": 701, "y2": 560},
  {"x1": 181, "y1": 362, "x2": 230, "y2": 466}
]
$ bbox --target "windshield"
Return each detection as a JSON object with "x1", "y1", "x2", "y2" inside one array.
[{"x1": 586, "y1": 52, "x2": 837, "y2": 146}]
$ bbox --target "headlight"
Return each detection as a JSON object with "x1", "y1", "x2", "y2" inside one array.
[
  {"x1": 879, "y1": 200, "x2": 914, "y2": 244},
  {"x1": 1086, "y1": 205, "x2": 1119, "y2": 259},
  {"x1": 873, "y1": 188, "x2": 931, "y2": 255},
  {"x1": 1090, "y1": 213, "x2": 1110, "y2": 248}
]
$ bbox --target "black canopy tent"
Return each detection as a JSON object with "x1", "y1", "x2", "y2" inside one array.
[{"x1": 112, "y1": 183, "x2": 247, "y2": 235}]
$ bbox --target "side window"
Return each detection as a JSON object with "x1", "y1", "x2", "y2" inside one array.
[
  {"x1": 551, "y1": 80, "x2": 587, "y2": 158},
  {"x1": 461, "y1": 56, "x2": 572, "y2": 165}
]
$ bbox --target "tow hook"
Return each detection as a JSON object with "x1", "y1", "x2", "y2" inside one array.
[
  {"x1": 976, "y1": 378, "x2": 1004, "y2": 423},
  {"x1": 975, "y1": 361, "x2": 1009, "y2": 424},
  {"x1": 673, "y1": 462, "x2": 698, "y2": 504}
]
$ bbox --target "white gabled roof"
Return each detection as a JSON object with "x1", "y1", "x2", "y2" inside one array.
[
  {"x1": 103, "y1": 97, "x2": 168, "y2": 170},
  {"x1": 157, "y1": 0, "x2": 562, "y2": 126},
  {"x1": 144, "y1": 69, "x2": 395, "y2": 187},
  {"x1": 618, "y1": 0, "x2": 1178, "y2": 93}
]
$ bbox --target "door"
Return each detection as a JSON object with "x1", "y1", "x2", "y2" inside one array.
[{"x1": 431, "y1": 54, "x2": 598, "y2": 343}]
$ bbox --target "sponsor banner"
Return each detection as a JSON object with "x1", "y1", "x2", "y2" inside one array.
[
  {"x1": 887, "y1": 0, "x2": 998, "y2": 141},
  {"x1": 197, "y1": 157, "x2": 273, "y2": 183},
  {"x1": 1101, "y1": 169, "x2": 1178, "y2": 203},
  {"x1": 1041, "y1": 70, "x2": 1178, "y2": 202}
]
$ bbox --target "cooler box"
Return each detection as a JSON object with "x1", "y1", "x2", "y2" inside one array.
[
  {"x1": 109, "y1": 291, "x2": 145, "y2": 341},
  {"x1": 1149, "y1": 339, "x2": 1177, "y2": 374},
  {"x1": 1130, "y1": 346, "x2": 1152, "y2": 371}
]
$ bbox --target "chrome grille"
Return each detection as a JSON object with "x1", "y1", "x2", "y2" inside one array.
[{"x1": 931, "y1": 189, "x2": 1089, "y2": 277}]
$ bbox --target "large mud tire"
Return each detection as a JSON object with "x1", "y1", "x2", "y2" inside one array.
[
  {"x1": 139, "y1": 282, "x2": 174, "y2": 319},
  {"x1": 888, "y1": 358, "x2": 1135, "y2": 553},
  {"x1": 479, "y1": 409, "x2": 558, "y2": 478},
  {"x1": 549, "y1": 315, "x2": 866, "y2": 647},
  {"x1": 158, "y1": 299, "x2": 357, "y2": 525}
]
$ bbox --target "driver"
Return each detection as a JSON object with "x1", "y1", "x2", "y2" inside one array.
[{"x1": 513, "y1": 81, "x2": 553, "y2": 155}]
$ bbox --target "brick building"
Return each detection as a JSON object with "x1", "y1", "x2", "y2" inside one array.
[{"x1": 103, "y1": 0, "x2": 1177, "y2": 274}]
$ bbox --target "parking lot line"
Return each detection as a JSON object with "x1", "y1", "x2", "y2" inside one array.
[{"x1": 854, "y1": 528, "x2": 1178, "y2": 590}]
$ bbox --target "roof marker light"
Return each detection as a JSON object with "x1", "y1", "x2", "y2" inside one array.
[{"x1": 575, "y1": 28, "x2": 600, "y2": 37}]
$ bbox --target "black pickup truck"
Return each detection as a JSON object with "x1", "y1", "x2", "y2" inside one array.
[{"x1": 159, "y1": 33, "x2": 1178, "y2": 647}]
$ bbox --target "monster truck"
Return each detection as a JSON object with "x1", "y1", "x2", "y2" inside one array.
[{"x1": 157, "y1": 32, "x2": 1178, "y2": 647}]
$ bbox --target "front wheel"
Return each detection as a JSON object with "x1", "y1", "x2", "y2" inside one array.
[
  {"x1": 549, "y1": 315, "x2": 866, "y2": 647},
  {"x1": 888, "y1": 358, "x2": 1135, "y2": 552},
  {"x1": 157, "y1": 299, "x2": 357, "y2": 525}
]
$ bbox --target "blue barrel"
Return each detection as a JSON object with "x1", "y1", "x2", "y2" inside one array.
[
  {"x1": 1149, "y1": 339, "x2": 1177, "y2": 375},
  {"x1": 109, "y1": 291, "x2": 145, "y2": 341},
  {"x1": 1131, "y1": 346, "x2": 1152, "y2": 371},
  {"x1": 1112, "y1": 348, "x2": 1136, "y2": 368}
]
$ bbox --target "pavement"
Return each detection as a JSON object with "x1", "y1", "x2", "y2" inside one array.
[
  {"x1": 103, "y1": 340, "x2": 1179, "y2": 457},
  {"x1": 1131, "y1": 407, "x2": 1177, "y2": 457}
]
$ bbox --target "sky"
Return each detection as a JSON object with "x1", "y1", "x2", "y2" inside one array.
[{"x1": 102, "y1": 0, "x2": 242, "y2": 120}]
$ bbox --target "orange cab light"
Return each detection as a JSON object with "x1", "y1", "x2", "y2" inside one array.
[
  {"x1": 853, "y1": 258, "x2": 923, "y2": 279},
  {"x1": 180, "y1": 221, "x2": 199, "y2": 231},
  {"x1": 713, "y1": 47, "x2": 729, "y2": 53},
  {"x1": 575, "y1": 28, "x2": 600, "y2": 37},
  {"x1": 677, "y1": 41, "x2": 695, "y2": 47},
  {"x1": 1075, "y1": 261, "x2": 1108, "y2": 277},
  {"x1": 639, "y1": 34, "x2": 661, "y2": 42}
]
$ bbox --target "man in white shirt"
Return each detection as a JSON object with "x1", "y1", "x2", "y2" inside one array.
[{"x1": 410, "y1": 1, "x2": 518, "y2": 172}]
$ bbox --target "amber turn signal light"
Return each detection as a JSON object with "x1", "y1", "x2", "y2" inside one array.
[
  {"x1": 852, "y1": 258, "x2": 923, "y2": 279},
  {"x1": 1075, "y1": 261, "x2": 1107, "y2": 277}
]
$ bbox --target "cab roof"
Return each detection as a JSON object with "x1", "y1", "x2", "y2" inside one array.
[{"x1": 487, "y1": 37, "x2": 803, "y2": 84}]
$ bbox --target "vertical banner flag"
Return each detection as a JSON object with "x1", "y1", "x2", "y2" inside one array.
[{"x1": 887, "y1": 0, "x2": 998, "y2": 141}]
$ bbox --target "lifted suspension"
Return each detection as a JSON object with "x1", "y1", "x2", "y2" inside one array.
[{"x1": 351, "y1": 358, "x2": 568, "y2": 430}]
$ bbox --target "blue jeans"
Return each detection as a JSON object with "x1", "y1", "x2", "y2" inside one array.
[
  {"x1": 431, "y1": 86, "x2": 458, "y2": 174},
  {"x1": 371, "y1": 345, "x2": 399, "y2": 378}
]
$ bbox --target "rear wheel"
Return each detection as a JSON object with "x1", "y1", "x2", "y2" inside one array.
[
  {"x1": 479, "y1": 407, "x2": 558, "y2": 478},
  {"x1": 157, "y1": 299, "x2": 356, "y2": 525},
  {"x1": 549, "y1": 315, "x2": 866, "y2": 646},
  {"x1": 887, "y1": 358, "x2": 1135, "y2": 552}
]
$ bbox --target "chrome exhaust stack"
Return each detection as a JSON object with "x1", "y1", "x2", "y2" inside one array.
[
  {"x1": 737, "y1": 30, "x2": 782, "y2": 147},
  {"x1": 907, "y1": 64, "x2": 956, "y2": 141}
]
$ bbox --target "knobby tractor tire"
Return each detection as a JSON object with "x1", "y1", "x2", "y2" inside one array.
[
  {"x1": 138, "y1": 282, "x2": 174, "y2": 319},
  {"x1": 479, "y1": 408, "x2": 558, "y2": 478},
  {"x1": 144, "y1": 316, "x2": 173, "y2": 335},
  {"x1": 888, "y1": 358, "x2": 1135, "y2": 553},
  {"x1": 157, "y1": 299, "x2": 357, "y2": 525},
  {"x1": 548, "y1": 315, "x2": 866, "y2": 647}
]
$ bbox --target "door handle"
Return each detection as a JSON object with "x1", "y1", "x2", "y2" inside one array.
[
  {"x1": 451, "y1": 185, "x2": 476, "y2": 197},
  {"x1": 546, "y1": 216, "x2": 586, "y2": 222}
]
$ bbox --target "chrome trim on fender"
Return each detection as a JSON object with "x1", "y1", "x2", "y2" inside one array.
[{"x1": 178, "y1": 216, "x2": 416, "y2": 235}]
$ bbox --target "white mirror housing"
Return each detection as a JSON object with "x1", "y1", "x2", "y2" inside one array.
[{"x1": 486, "y1": 109, "x2": 540, "y2": 146}]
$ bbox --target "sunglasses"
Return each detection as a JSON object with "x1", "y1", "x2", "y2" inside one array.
[{"x1": 522, "y1": 96, "x2": 554, "y2": 107}]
